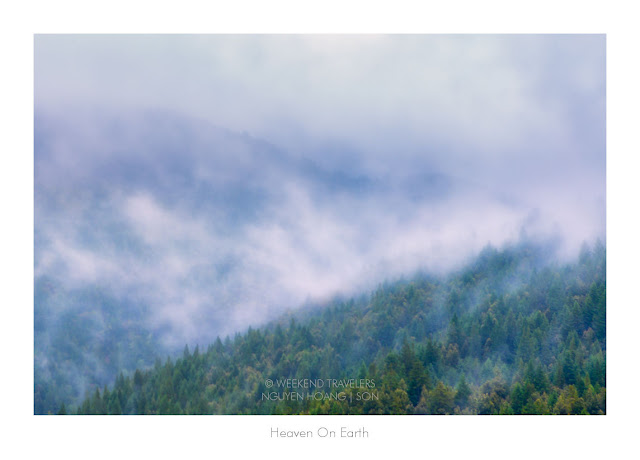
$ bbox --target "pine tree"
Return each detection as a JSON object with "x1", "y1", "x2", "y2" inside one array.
[{"x1": 454, "y1": 375, "x2": 472, "y2": 408}]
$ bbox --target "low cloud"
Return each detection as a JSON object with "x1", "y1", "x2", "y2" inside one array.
[{"x1": 34, "y1": 35, "x2": 605, "y2": 348}]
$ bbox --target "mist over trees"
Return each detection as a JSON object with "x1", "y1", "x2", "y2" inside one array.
[
  {"x1": 34, "y1": 35, "x2": 605, "y2": 416},
  {"x1": 67, "y1": 241, "x2": 605, "y2": 415},
  {"x1": 33, "y1": 109, "x2": 606, "y2": 415}
]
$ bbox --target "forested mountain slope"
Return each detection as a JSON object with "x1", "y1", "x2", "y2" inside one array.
[
  {"x1": 34, "y1": 280, "x2": 165, "y2": 414},
  {"x1": 69, "y1": 241, "x2": 605, "y2": 415},
  {"x1": 35, "y1": 110, "x2": 533, "y2": 415}
]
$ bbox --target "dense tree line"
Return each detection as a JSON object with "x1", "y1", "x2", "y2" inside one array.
[{"x1": 67, "y1": 241, "x2": 605, "y2": 415}]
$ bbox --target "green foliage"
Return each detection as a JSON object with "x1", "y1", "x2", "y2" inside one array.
[
  {"x1": 34, "y1": 281, "x2": 163, "y2": 414},
  {"x1": 69, "y1": 242, "x2": 605, "y2": 415}
]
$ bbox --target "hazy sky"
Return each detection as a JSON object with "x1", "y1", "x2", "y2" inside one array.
[{"x1": 34, "y1": 35, "x2": 605, "y2": 345}]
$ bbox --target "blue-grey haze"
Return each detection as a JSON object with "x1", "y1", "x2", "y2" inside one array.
[{"x1": 34, "y1": 35, "x2": 605, "y2": 373}]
